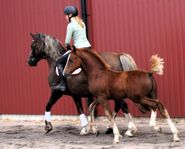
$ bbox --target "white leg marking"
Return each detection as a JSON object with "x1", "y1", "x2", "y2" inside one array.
[
  {"x1": 149, "y1": 110, "x2": 157, "y2": 127},
  {"x1": 44, "y1": 111, "x2": 51, "y2": 121},
  {"x1": 112, "y1": 122, "x2": 121, "y2": 143},
  {"x1": 166, "y1": 118, "x2": 179, "y2": 142},
  {"x1": 124, "y1": 113, "x2": 137, "y2": 137},
  {"x1": 79, "y1": 114, "x2": 90, "y2": 135},
  {"x1": 79, "y1": 114, "x2": 88, "y2": 127}
]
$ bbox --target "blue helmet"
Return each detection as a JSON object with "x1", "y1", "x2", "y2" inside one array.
[{"x1": 64, "y1": 6, "x2": 78, "y2": 17}]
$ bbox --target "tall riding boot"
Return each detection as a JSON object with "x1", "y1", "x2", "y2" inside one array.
[{"x1": 53, "y1": 64, "x2": 66, "y2": 91}]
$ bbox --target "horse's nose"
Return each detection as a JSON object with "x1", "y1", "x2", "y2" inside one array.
[{"x1": 27, "y1": 57, "x2": 37, "y2": 66}]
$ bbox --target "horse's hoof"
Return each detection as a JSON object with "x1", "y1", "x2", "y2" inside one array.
[
  {"x1": 96, "y1": 131, "x2": 100, "y2": 136},
  {"x1": 173, "y1": 134, "x2": 180, "y2": 142},
  {"x1": 152, "y1": 126, "x2": 162, "y2": 133},
  {"x1": 125, "y1": 130, "x2": 134, "y2": 137},
  {"x1": 158, "y1": 127, "x2": 162, "y2": 133},
  {"x1": 45, "y1": 121, "x2": 53, "y2": 134},
  {"x1": 119, "y1": 134, "x2": 123, "y2": 138},
  {"x1": 113, "y1": 140, "x2": 119, "y2": 144},
  {"x1": 80, "y1": 127, "x2": 89, "y2": 135},
  {"x1": 105, "y1": 128, "x2": 113, "y2": 134}
]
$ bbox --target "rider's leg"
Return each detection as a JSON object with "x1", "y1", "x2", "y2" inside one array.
[
  {"x1": 53, "y1": 64, "x2": 66, "y2": 91},
  {"x1": 52, "y1": 51, "x2": 71, "y2": 91}
]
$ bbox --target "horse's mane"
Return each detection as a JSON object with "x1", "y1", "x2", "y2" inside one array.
[
  {"x1": 43, "y1": 34, "x2": 67, "y2": 60},
  {"x1": 77, "y1": 48, "x2": 111, "y2": 70}
]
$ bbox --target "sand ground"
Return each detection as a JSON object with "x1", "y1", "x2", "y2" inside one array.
[{"x1": 0, "y1": 116, "x2": 185, "y2": 149}]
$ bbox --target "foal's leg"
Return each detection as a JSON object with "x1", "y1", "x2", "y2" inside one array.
[
  {"x1": 88, "y1": 100, "x2": 99, "y2": 135},
  {"x1": 149, "y1": 109, "x2": 162, "y2": 132},
  {"x1": 118, "y1": 100, "x2": 137, "y2": 137},
  {"x1": 98, "y1": 97, "x2": 121, "y2": 144},
  {"x1": 139, "y1": 97, "x2": 179, "y2": 142},
  {"x1": 157, "y1": 101, "x2": 179, "y2": 142},
  {"x1": 45, "y1": 89, "x2": 63, "y2": 133},
  {"x1": 106, "y1": 100, "x2": 137, "y2": 136}
]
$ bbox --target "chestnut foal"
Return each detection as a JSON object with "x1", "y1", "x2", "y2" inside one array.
[{"x1": 64, "y1": 48, "x2": 179, "y2": 144}]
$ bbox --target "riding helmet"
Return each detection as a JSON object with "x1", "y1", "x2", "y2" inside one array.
[{"x1": 64, "y1": 6, "x2": 78, "y2": 17}]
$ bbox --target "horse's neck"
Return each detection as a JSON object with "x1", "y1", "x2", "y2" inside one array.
[
  {"x1": 46, "y1": 57, "x2": 57, "y2": 70},
  {"x1": 45, "y1": 35, "x2": 66, "y2": 60}
]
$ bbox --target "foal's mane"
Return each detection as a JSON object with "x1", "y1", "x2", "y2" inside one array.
[{"x1": 77, "y1": 48, "x2": 111, "y2": 69}]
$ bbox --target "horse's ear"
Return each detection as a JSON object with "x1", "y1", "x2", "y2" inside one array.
[{"x1": 30, "y1": 33, "x2": 34, "y2": 38}]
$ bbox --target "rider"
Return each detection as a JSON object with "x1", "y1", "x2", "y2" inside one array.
[{"x1": 53, "y1": 5, "x2": 91, "y2": 91}]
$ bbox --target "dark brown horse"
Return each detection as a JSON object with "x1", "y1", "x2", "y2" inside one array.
[
  {"x1": 63, "y1": 48, "x2": 179, "y2": 143},
  {"x1": 27, "y1": 33, "x2": 138, "y2": 135}
]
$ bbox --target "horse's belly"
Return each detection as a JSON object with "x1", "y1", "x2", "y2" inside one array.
[{"x1": 66, "y1": 74, "x2": 90, "y2": 96}]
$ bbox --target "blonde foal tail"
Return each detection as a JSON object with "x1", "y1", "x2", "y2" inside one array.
[{"x1": 150, "y1": 54, "x2": 164, "y2": 75}]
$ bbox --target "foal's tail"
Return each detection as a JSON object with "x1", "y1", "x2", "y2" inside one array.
[{"x1": 150, "y1": 54, "x2": 164, "y2": 75}]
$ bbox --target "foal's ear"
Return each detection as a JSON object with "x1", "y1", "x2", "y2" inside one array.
[
  {"x1": 30, "y1": 32, "x2": 34, "y2": 38},
  {"x1": 72, "y1": 45, "x2": 77, "y2": 53}
]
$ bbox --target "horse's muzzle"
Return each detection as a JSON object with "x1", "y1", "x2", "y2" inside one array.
[{"x1": 28, "y1": 57, "x2": 37, "y2": 66}]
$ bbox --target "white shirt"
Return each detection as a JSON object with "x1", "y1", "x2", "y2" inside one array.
[{"x1": 65, "y1": 18, "x2": 91, "y2": 48}]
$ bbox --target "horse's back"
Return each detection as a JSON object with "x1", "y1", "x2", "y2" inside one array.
[
  {"x1": 99, "y1": 51, "x2": 137, "y2": 71},
  {"x1": 99, "y1": 51, "x2": 122, "y2": 71}
]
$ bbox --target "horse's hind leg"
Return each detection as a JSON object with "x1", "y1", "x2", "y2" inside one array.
[
  {"x1": 149, "y1": 109, "x2": 162, "y2": 132},
  {"x1": 157, "y1": 101, "x2": 179, "y2": 142},
  {"x1": 106, "y1": 100, "x2": 137, "y2": 136},
  {"x1": 45, "y1": 90, "x2": 63, "y2": 133},
  {"x1": 120, "y1": 100, "x2": 137, "y2": 137},
  {"x1": 139, "y1": 97, "x2": 179, "y2": 142},
  {"x1": 147, "y1": 82, "x2": 162, "y2": 132}
]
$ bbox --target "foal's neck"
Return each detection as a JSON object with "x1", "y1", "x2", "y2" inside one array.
[{"x1": 79, "y1": 50, "x2": 109, "y2": 76}]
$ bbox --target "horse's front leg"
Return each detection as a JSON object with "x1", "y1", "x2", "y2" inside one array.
[
  {"x1": 88, "y1": 100, "x2": 99, "y2": 135},
  {"x1": 45, "y1": 89, "x2": 63, "y2": 134},
  {"x1": 72, "y1": 96, "x2": 89, "y2": 135},
  {"x1": 98, "y1": 97, "x2": 121, "y2": 144},
  {"x1": 106, "y1": 100, "x2": 137, "y2": 137}
]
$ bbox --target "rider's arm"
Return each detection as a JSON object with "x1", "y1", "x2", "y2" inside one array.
[{"x1": 65, "y1": 24, "x2": 73, "y2": 49}]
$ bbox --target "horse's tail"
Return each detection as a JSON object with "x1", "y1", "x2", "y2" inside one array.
[
  {"x1": 150, "y1": 54, "x2": 164, "y2": 75},
  {"x1": 119, "y1": 54, "x2": 137, "y2": 71}
]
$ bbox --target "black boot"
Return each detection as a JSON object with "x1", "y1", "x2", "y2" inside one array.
[{"x1": 53, "y1": 64, "x2": 66, "y2": 91}]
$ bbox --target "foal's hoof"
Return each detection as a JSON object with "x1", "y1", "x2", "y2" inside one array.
[
  {"x1": 45, "y1": 120, "x2": 53, "y2": 134},
  {"x1": 152, "y1": 126, "x2": 162, "y2": 133},
  {"x1": 105, "y1": 128, "x2": 113, "y2": 134},
  {"x1": 113, "y1": 140, "x2": 119, "y2": 144},
  {"x1": 80, "y1": 126, "x2": 91, "y2": 135},
  {"x1": 125, "y1": 130, "x2": 134, "y2": 137},
  {"x1": 173, "y1": 134, "x2": 180, "y2": 142},
  {"x1": 96, "y1": 130, "x2": 100, "y2": 136}
]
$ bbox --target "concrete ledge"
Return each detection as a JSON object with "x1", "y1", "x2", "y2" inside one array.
[
  {"x1": 0, "y1": 114, "x2": 79, "y2": 121},
  {"x1": 0, "y1": 114, "x2": 184, "y2": 125}
]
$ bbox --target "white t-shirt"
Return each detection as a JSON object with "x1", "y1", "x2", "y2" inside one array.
[{"x1": 65, "y1": 18, "x2": 91, "y2": 48}]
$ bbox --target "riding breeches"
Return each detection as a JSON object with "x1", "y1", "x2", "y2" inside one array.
[{"x1": 56, "y1": 50, "x2": 71, "y2": 67}]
